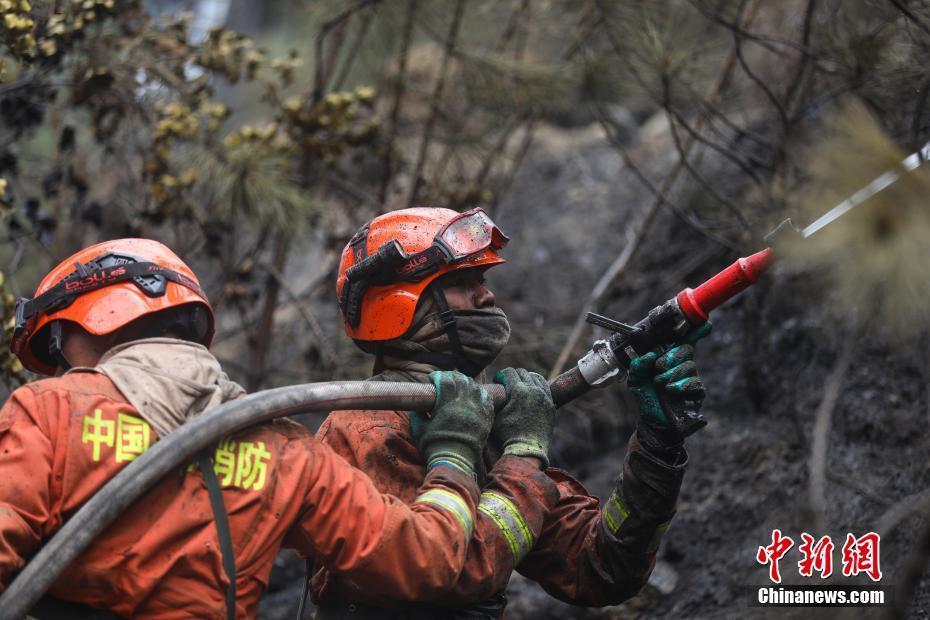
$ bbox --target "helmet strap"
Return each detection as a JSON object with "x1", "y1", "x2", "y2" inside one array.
[
  {"x1": 375, "y1": 281, "x2": 484, "y2": 376},
  {"x1": 48, "y1": 321, "x2": 72, "y2": 372},
  {"x1": 429, "y1": 281, "x2": 463, "y2": 354}
]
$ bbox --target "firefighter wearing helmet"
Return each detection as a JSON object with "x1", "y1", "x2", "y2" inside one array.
[
  {"x1": 0, "y1": 238, "x2": 503, "y2": 618},
  {"x1": 315, "y1": 207, "x2": 712, "y2": 618}
]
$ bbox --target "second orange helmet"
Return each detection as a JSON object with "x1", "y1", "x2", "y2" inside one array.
[{"x1": 12, "y1": 238, "x2": 214, "y2": 375}]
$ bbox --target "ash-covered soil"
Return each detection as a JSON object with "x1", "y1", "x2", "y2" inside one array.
[{"x1": 259, "y1": 117, "x2": 930, "y2": 619}]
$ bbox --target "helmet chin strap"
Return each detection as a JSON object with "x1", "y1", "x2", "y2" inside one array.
[
  {"x1": 428, "y1": 282, "x2": 485, "y2": 376},
  {"x1": 48, "y1": 261, "x2": 86, "y2": 372},
  {"x1": 48, "y1": 321, "x2": 72, "y2": 373},
  {"x1": 380, "y1": 281, "x2": 484, "y2": 377}
]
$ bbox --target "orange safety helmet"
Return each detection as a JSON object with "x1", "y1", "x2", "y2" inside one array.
[
  {"x1": 337, "y1": 207, "x2": 508, "y2": 342},
  {"x1": 12, "y1": 238, "x2": 215, "y2": 375}
]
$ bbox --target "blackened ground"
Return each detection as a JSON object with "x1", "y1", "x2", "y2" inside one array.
[{"x1": 258, "y1": 119, "x2": 930, "y2": 619}]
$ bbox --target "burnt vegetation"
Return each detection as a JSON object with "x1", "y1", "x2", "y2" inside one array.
[{"x1": 1, "y1": 0, "x2": 929, "y2": 617}]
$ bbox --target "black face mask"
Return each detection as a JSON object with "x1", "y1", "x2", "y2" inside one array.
[
  {"x1": 436, "y1": 307, "x2": 511, "y2": 374},
  {"x1": 375, "y1": 283, "x2": 512, "y2": 377}
]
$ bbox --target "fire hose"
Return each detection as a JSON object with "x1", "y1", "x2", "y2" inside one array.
[{"x1": 0, "y1": 243, "x2": 778, "y2": 619}]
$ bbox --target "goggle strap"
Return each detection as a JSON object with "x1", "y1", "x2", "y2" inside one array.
[
  {"x1": 341, "y1": 278, "x2": 366, "y2": 328},
  {"x1": 19, "y1": 262, "x2": 206, "y2": 324},
  {"x1": 48, "y1": 320, "x2": 71, "y2": 372},
  {"x1": 341, "y1": 241, "x2": 445, "y2": 326},
  {"x1": 341, "y1": 230, "x2": 383, "y2": 328},
  {"x1": 349, "y1": 222, "x2": 370, "y2": 263}
]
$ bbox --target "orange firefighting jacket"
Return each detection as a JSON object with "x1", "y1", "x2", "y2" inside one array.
[
  {"x1": 0, "y1": 372, "x2": 481, "y2": 619},
  {"x1": 312, "y1": 409, "x2": 686, "y2": 613}
]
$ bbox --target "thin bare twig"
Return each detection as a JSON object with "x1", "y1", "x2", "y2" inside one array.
[
  {"x1": 784, "y1": 0, "x2": 818, "y2": 121},
  {"x1": 486, "y1": 1, "x2": 597, "y2": 210},
  {"x1": 325, "y1": 173, "x2": 381, "y2": 210},
  {"x1": 473, "y1": 0, "x2": 536, "y2": 191},
  {"x1": 731, "y1": 0, "x2": 789, "y2": 129},
  {"x1": 666, "y1": 96, "x2": 769, "y2": 185},
  {"x1": 548, "y1": 0, "x2": 763, "y2": 379},
  {"x1": 488, "y1": 119, "x2": 537, "y2": 216},
  {"x1": 876, "y1": 487, "x2": 930, "y2": 539},
  {"x1": 313, "y1": 0, "x2": 378, "y2": 104},
  {"x1": 686, "y1": 0, "x2": 817, "y2": 59},
  {"x1": 911, "y1": 72, "x2": 930, "y2": 149},
  {"x1": 808, "y1": 323, "x2": 861, "y2": 532},
  {"x1": 248, "y1": 236, "x2": 290, "y2": 391},
  {"x1": 826, "y1": 472, "x2": 891, "y2": 507},
  {"x1": 886, "y1": 0, "x2": 930, "y2": 38},
  {"x1": 406, "y1": 0, "x2": 467, "y2": 208},
  {"x1": 665, "y1": 106, "x2": 751, "y2": 231},
  {"x1": 476, "y1": 117, "x2": 523, "y2": 188},
  {"x1": 494, "y1": 0, "x2": 531, "y2": 54},
  {"x1": 560, "y1": 0, "x2": 601, "y2": 61},
  {"x1": 332, "y1": 6, "x2": 376, "y2": 92},
  {"x1": 213, "y1": 252, "x2": 338, "y2": 348},
  {"x1": 686, "y1": 81, "x2": 779, "y2": 154},
  {"x1": 379, "y1": 0, "x2": 418, "y2": 205},
  {"x1": 884, "y1": 494, "x2": 930, "y2": 619},
  {"x1": 595, "y1": 107, "x2": 740, "y2": 251},
  {"x1": 261, "y1": 262, "x2": 338, "y2": 369}
]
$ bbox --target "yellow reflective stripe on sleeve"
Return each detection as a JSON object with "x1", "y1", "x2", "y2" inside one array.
[
  {"x1": 602, "y1": 489, "x2": 631, "y2": 535},
  {"x1": 415, "y1": 489, "x2": 474, "y2": 539},
  {"x1": 647, "y1": 520, "x2": 672, "y2": 553},
  {"x1": 477, "y1": 491, "x2": 533, "y2": 563}
]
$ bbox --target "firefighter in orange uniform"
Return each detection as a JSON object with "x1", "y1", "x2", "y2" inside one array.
[
  {"x1": 0, "y1": 238, "x2": 505, "y2": 619},
  {"x1": 313, "y1": 207, "x2": 709, "y2": 618}
]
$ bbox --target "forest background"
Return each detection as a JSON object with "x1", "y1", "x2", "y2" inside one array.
[{"x1": 1, "y1": 0, "x2": 929, "y2": 617}]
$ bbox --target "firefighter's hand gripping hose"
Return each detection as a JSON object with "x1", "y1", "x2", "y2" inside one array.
[
  {"x1": 492, "y1": 367, "x2": 556, "y2": 467},
  {"x1": 629, "y1": 322, "x2": 712, "y2": 457},
  {"x1": 410, "y1": 370, "x2": 495, "y2": 474}
]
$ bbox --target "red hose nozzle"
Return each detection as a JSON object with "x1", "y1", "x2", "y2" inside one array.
[{"x1": 676, "y1": 248, "x2": 775, "y2": 324}]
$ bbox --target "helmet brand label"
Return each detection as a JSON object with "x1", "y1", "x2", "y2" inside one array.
[
  {"x1": 64, "y1": 266, "x2": 127, "y2": 292},
  {"x1": 397, "y1": 254, "x2": 428, "y2": 275}
]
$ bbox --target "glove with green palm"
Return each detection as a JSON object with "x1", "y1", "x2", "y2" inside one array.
[
  {"x1": 491, "y1": 367, "x2": 556, "y2": 467},
  {"x1": 410, "y1": 370, "x2": 495, "y2": 474},
  {"x1": 627, "y1": 322, "x2": 712, "y2": 457}
]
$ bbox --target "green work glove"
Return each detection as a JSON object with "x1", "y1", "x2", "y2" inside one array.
[
  {"x1": 627, "y1": 322, "x2": 712, "y2": 455},
  {"x1": 410, "y1": 370, "x2": 494, "y2": 474},
  {"x1": 492, "y1": 367, "x2": 556, "y2": 467}
]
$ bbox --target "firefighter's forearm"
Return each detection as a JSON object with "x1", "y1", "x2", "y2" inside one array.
[
  {"x1": 430, "y1": 455, "x2": 561, "y2": 606},
  {"x1": 520, "y1": 433, "x2": 688, "y2": 606},
  {"x1": 598, "y1": 433, "x2": 687, "y2": 559},
  {"x1": 587, "y1": 432, "x2": 687, "y2": 600},
  {"x1": 294, "y1": 441, "x2": 480, "y2": 601}
]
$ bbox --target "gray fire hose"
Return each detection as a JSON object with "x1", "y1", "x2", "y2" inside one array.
[{"x1": 0, "y1": 369, "x2": 596, "y2": 620}]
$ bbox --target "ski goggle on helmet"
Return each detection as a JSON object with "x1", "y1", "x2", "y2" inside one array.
[{"x1": 398, "y1": 207, "x2": 509, "y2": 278}]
